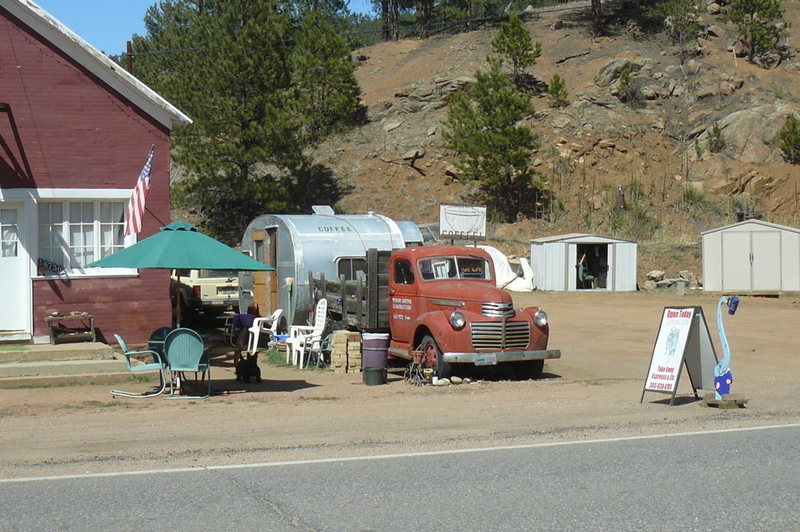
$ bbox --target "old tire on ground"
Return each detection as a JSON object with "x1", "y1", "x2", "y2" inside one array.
[
  {"x1": 420, "y1": 334, "x2": 451, "y2": 379},
  {"x1": 513, "y1": 359, "x2": 544, "y2": 380}
]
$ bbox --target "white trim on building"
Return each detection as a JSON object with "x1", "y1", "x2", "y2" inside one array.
[{"x1": 1, "y1": 187, "x2": 139, "y2": 279}]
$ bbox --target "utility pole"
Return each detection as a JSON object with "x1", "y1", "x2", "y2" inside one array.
[{"x1": 125, "y1": 40, "x2": 134, "y2": 75}]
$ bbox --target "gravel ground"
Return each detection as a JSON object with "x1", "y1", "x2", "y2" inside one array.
[{"x1": 1, "y1": 290, "x2": 797, "y2": 479}]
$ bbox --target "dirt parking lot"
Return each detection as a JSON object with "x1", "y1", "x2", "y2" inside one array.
[{"x1": 0, "y1": 290, "x2": 797, "y2": 479}]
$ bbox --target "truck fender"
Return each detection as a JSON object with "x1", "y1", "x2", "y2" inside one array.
[
  {"x1": 411, "y1": 310, "x2": 460, "y2": 354},
  {"x1": 517, "y1": 306, "x2": 550, "y2": 350}
]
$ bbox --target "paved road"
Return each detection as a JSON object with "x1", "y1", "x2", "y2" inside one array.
[{"x1": 2, "y1": 424, "x2": 797, "y2": 531}]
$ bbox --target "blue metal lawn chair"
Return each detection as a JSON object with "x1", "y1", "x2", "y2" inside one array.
[
  {"x1": 305, "y1": 333, "x2": 333, "y2": 369},
  {"x1": 163, "y1": 327, "x2": 211, "y2": 398},
  {"x1": 576, "y1": 254, "x2": 596, "y2": 289},
  {"x1": 111, "y1": 334, "x2": 167, "y2": 398},
  {"x1": 147, "y1": 326, "x2": 173, "y2": 360}
]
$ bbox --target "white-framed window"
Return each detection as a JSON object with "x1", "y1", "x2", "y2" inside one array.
[
  {"x1": 38, "y1": 200, "x2": 126, "y2": 273},
  {"x1": 1, "y1": 207, "x2": 19, "y2": 257}
]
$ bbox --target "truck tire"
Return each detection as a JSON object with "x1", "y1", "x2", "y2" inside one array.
[
  {"x1": 179, "y1": 305, "x2": 198, "y2": 326},
  {"x1": 513, "y1": 359, "x2": 544, "y2": 380},
  {"x1": 420, "y1": 334, "x2": 452, "y2": 379}
]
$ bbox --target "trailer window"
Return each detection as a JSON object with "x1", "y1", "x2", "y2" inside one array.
[
  {"x1": 337, "y1": 258, "x2": 366, "y2": 281},
  {"x1": 394, "y1": 260, "x2": 415, "y2": 285}
]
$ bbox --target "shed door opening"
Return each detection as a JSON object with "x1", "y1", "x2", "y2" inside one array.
[{"x1": 575, "y1": 244, "x2": 609, "y2": 289}]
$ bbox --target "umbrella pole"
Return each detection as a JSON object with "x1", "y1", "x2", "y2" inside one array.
[{"x1": 176, "y1": 272, "x2": 182, "y2": 328}]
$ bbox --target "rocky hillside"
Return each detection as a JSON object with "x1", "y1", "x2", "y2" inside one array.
[{"x1": 311, "y1": 1, "x2": 800, "y2": 284}]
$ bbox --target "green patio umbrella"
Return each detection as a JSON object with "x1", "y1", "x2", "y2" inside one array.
[{"x1": 88, "y1": 221, "x2": 273, "y2": 325}]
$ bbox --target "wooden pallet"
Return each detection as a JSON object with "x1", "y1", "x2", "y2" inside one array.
[{"x1": 699, "y1": 393, "x2": 749, "y2": 409}]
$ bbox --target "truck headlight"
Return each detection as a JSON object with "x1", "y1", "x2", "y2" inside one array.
[
  {"x1": 449, "y1": 311, "x2": 466, "y2": 330},
  {"x1": 534, "y1": 310, "x2": 548, "y2": 327}
]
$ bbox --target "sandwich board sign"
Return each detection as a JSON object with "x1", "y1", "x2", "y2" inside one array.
[{"x1": 640, "y1": 306, "x2": 718, "y2": 406}]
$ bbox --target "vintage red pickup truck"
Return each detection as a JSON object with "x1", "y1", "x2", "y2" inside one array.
[{"x1": 311, "y1": 245, "x2": 561, "y2": 379}]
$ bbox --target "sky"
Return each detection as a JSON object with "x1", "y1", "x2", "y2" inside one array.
[{"x1": 33, "y1": 0, "x2": 374, "y2": 57}]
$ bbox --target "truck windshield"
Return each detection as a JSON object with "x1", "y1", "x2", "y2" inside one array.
[{"x1": 418, "y1": 256, "x2": 491, "y2": 281}]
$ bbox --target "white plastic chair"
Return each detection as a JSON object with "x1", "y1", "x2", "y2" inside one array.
[
  {"x1": 247, "y1": 308, "x2": 283, "y2": 355},
  {"x1": 286, "y1": 298, "x2": 327, "y2": 367}
]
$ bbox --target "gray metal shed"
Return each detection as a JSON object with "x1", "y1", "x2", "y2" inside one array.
[
  {"x1": 530, "y1": 233, "x2": 638, "y2": 291},
  {"x1": 701, "y1": 219, "x2": 800, "y2": 292}
]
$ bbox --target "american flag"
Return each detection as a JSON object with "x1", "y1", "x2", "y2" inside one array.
[{"x1": 124, "y1": 146, "x2": 155, "y2": 237}]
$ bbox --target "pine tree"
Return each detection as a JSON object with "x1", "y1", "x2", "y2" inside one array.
[
  {"x1": 780, "y1": 113, "x2": 800, "y2": 164},
  {"x1": 650, "y1": 0, "x2": 701, "y2": 64},
  {"x1": 547, "y1": 74, "x2": 569, "y2": 108},
  {"x1": 443, "y1": 58, "x2": 541, "y2": 222},
  {"x1": 491, "y1": 13, "x2": 541, "y2": 90},
  {"x1": 130, "y1": 0, "x2": 361, "y2": 244},
  {"x1": 728, "y1": 0, "x2": 789, "y2": 64},
  {"x1": 592, "y1": 0, "x2": 603, "y2": 36},
  {"x1": 417, "y1": 0, "x2": 433, "y2": 38},
  {"x1": 289, "y1": 11, "x2": 362, "y2": 144}
]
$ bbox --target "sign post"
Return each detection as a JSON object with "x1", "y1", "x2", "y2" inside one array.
[{"x1": 640, "y1": 306, "x2": 718, "y2": 406}]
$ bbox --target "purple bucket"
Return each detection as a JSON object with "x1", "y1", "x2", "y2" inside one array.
[{"x1": 362, "y1": 332, "x2": 389, "y2": 369}]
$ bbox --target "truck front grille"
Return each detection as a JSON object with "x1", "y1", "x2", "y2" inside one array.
[
  {"x1": 471, "y1": 321, "x2": 530, "y2": 350},
  {"x1": 481, "y1": 302, "x2": 515, "y2": 318}
]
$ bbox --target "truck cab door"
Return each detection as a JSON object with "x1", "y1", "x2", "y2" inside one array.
[{"x1": 389, "y1": 258, "x2": 418, "y2": 345}]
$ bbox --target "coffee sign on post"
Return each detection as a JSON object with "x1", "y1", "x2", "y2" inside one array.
[{"x1": 439, "y1": 204, "x2": 486, "y2": 241}]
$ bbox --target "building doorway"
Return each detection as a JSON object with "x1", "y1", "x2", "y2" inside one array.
[
  {"x1": 575, "y1": 243, "x2": 609, "y2": 289},
  {"x1": 0, "y1": 204, "x2": 30, "y2": 337}
]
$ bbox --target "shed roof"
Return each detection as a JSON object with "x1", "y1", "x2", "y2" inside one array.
[
  {"x1": 700, "y1": 219, "x2": 800, "y2": 236},
  {"x1": 1, "y1": 0, "x2": 192, "y2": 131},
  {"x1": 530, "y1": 232, "x2": 636, "y2": 244}
]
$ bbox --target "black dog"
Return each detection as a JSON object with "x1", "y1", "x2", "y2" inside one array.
[{"x1": 235, "y1": 353, "x2": 262, "y2": 383}]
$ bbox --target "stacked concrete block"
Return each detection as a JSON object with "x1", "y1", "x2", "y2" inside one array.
[{"x1": 330, "y1": 330, "x2": 362, "y2": 374}]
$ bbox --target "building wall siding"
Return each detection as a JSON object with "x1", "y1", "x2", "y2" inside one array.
[
  {"x1": 1, "y1": 8, "x2": 176, "y2": 343},
  {"x1": 0, "y1": 10, "x2": 171, "y2": 191},
  {"x1": 33, "y1": 270, "x2": 172, "y2": 343}
]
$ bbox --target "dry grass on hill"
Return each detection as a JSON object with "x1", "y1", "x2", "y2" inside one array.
[{"x1": 311, "y1": 2, "x2": 800, "y2": 282}]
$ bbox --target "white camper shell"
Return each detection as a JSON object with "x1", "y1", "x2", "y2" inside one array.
[{"x1": 240, "y1": 206, "x2": 419, "y2": 327}]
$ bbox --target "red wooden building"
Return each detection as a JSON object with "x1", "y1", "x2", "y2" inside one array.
[{"x1": 0, "y1": 0, "x2": 191, "y2": 344}]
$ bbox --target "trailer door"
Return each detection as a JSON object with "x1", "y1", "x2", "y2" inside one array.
[{"x1": 252, "y1": 229, "x2": 279, "y2": 314}]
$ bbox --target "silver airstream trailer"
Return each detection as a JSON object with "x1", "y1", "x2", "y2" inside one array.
[{"x1": 240, "y1": 206, "x2": 421, "y2": 327}]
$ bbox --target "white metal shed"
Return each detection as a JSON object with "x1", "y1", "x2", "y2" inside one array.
[
  {"x1": 701, "y1": 220, "x2": 800, "y2": 292},
  {"x1": 530, "y1": 233, "x2": 638, "y2": 291}
]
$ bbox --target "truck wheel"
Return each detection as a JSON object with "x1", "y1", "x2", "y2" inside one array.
[
  {"x1": 178, "y1": 304, "x2": 198, "y2": 326},
  {"x1": 513, "y1": 360, "x2": 544, "y2": 380},
  {"x1": 420, "y1": 334, "x2": 451, "y2": 379}
]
